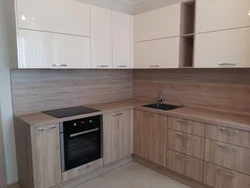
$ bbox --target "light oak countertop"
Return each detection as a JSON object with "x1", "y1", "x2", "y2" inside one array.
[{"x1": 15, "y1": 99, "x2": 250, "y2": 131}]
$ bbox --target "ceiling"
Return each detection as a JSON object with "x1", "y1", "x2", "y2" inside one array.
[{"x1": 118, "y1": 0, "x2": 146, "y2": 4}]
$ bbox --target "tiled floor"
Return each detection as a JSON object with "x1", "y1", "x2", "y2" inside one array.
[{"x1": 75, "y1": 162, "x2": 190, "y2": 188}]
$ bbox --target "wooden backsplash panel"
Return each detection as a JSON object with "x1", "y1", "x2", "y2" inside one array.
[
  {"x1": 11, "y1": 69, "x2": 133, "y2": 115},
  {"x1": 133, "y1": 69, "x2": 250, "y2": 115}
]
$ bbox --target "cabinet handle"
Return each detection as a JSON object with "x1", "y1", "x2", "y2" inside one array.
[
  {"x1": 150, "y1": 65, "x2": 160, "y2": 68},
  {"x1": 176, "y1": 132, "x2": 184, "y2": 137},
  {"x1": 176, "y1": 153, "x2": 190, "y2": 161},
  {"x1": 146, "y1": 113, "x2": 156, "y2": 117},
  {"x1": 117, "y1": 65, "x2": 127, "y2": 68},
  {"x1": 78, "y1": 165, "x2": 91, "y2": 172},
  {"x1": 112, "y1": 112, "x2": 123, "y2": 116},
  {"x1": 38, "y1": 125, "x2": 56, "y2": 131},
  {"x1": 218, "y1": 63, "x2": 236, "y2": 67},
  {"x1": 52, "y1": 64, "x2": 67, "y2": 67},
  {"x1": 218, "y1": 144, "x2": 238, "y2": 151},
  {"x1": 97, "y1": 65, "x2": 108, "y2": 68},
  {"x1": 218, "y1": 127, "x2": 239, "y2": 134},
  {"x1": 217, "y1": 168, "x2": 235, "y2": 177}
]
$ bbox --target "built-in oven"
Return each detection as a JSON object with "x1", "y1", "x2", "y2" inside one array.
[{"x1": 60, "y1": 115, "x2": 102, "y2": 172}]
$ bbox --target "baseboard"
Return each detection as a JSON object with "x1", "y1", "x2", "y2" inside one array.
[
  {"x1": 134, "y1": 155, "x2": 210, "y2": 188},
  {"x1": 53, "y1": 155, "x2": 133, "y2": 188},
  {"x1": 7, "y1": 182, "x2": 19, "y2": 188}
]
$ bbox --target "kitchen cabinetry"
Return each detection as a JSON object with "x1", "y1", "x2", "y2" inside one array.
[
  {"x1": 203, "y1": 162, "x2": 250, "y2": 188},
  {"x1": 196, "y1": 0, "x2": 250, "y2": 33},
  {"x1": 103, "y1": 109, "x2": 133, "y2": 165},
  {"x1": 112, "y1": 11, "x2": 133, "y2": 69},
  {"x1": 16, "y1": 0, "x2": 90, "y2": 36},
  {"x1": 194, "y1": 27, "x2": 250, "y2": 68},
  {"x1": 31, "y1": 124, "x2": 62, "y2": 188},
  {"x1": 90, "y1": 6, "x2": 112, "y2": 68},
  {"x1": 135, "y1": 37, "x2": 180, "y2": 68},
  {"x1": 18, "y1": 29, "x2": 91, "y2": 68},
  {"x1": 135, "y1": 4, "x2": 181, "y2": 41},
  {"x1": 134, "y1": 110, "x2": 167, "y2": 167}
]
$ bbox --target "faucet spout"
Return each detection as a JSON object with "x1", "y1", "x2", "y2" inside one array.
[{"x1": 157, "y1": 86, "x2": 163, "y2": 104}]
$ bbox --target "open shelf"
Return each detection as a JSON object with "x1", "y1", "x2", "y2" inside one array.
[
  {"x1": 180, "y1": 1, "x2": 195, "y2": 35},
  {"x1": 179, "y1": 36, "x2": 194, "y2": 68}
]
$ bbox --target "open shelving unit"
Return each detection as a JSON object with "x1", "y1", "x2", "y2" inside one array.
[{"x1": 179, "y1": 0, "x2": 196, "y2": 68}]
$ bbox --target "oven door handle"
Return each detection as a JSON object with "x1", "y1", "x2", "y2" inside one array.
[{"x1": 70, "y1": 128, "x2": 99, "y2": 137}]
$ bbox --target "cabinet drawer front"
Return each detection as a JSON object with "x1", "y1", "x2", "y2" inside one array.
[
  {"x1": 203, "y1": 162, "x2": 250, "y2": 188},
  {"x1": 205, "y1": 139, "x2": 250, "y2": 175},
  {"x1": 168, "y1": 116, "x2": 205, "y2": 137},
  {"x1": 206, "y1": 124, "x2": 250, "y2": 148},
  {"x1": 62, "y1": 159, "x2": 103, "y2": 182},
  {"x1": 167, "y1": 150, "x2": 203, "y2": 182},
  {"x1": 167, "y1": 129, "x2": 204, "y2": 159}
]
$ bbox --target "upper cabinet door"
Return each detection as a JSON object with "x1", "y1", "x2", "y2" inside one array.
[
  {"x1": 16, "y1": 0, "x2": 90, "y2": 36},
  {"x1": 90, "y1": 6, "x2": 112, "y2": 68},
  {"x1": 194, "y1": 27, "x2": 250, "y2": 68},
  {"x1": 135, "y1": 4, "x2": 181, "y2": 42},
  {"x1": 112, "y1": 11, "x2": 133, "y2": 69},
  {"x1": 196, "y1": 0, "x2": 250, "y2": 33},
  {"x1": 18, "y1": 29, "x2": 91, "y2": 68},
  {"x1": 135, "y1": 37, "x2": 180, "y2": 68}
]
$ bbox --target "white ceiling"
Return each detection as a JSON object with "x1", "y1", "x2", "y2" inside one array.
[{"x1": 118, "y1": 0, "x2": 146, "y2": 4}]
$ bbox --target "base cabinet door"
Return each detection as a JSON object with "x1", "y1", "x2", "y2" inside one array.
[
  {"x1": 203, "y1": 162, "x2": 250, "y2": 188},
  {"x1": 31, "y1": 124, "x2": 62, "y2": 188},
  {"x1": 103, "y1": 110, "x2": 133, "y2": 165}
]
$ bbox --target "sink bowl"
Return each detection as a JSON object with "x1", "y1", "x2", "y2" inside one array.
[{"x1": 143, "y1": 103, "x2": 183, "y2": 111}]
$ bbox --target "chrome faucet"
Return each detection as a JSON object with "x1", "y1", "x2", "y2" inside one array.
[{"x1": 157, "y1": 86, "x2": 163, "y2": 105}]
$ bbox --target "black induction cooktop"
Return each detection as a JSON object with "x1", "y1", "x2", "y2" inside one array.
[{"x1": 42, "y1": 106, "x2": 101, "y2": 118}]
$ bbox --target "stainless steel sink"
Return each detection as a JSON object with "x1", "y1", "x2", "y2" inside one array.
[{"x1": 143, "y1": 103, "x2": 183, "y2": 111}]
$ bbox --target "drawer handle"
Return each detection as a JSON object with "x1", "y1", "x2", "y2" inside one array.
[
  {"x1": 38, "y1": 125, "x2": 56, "y2": 131},
  {"x1": 218, "y1": 144, "x2": 238, "y2": 152},
  {"x1": 112, "y1": 112, "x2": 123, "y2": 116},
  {"x1": 118, "y1": 65, "x2": 127, "y2": 68},
  {"x1": 218, "y1": 127, "x2": 239, "y2": 135},
  {"x1": 176, "y1": 153, "x2": 190, "y2": 161},
  {"x1": 217, "y1": 168, "x2": 235, "y2": 177},
  {"x1": 146, "y1": 113, "x2": 156, "y2": 117},
  {"x1": 150, "y1": 65, "x2": 160, "y2": 68},
  {"x1": 78, "y1": 165, "x2": 91, "y2": 172},
  {"x1": 97, "y1": 65, "x2": 108, "y2": 68},
  {"x1": 176, "y1": 132, "x2": 184, "y2": 137},
  {"x1": 52, "y1": 64, "x2": 67, "y2": 67},
  {"x1": 218, "y1": 63, "x2": 236, "y2": 67}
]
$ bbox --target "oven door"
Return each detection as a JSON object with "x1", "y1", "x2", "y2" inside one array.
[{"x1": 63, "y1": 128, "x2": 101, "y2": 171}]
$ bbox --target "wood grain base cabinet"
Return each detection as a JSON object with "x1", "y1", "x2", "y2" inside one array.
[
  {"x1": 204, "y1": 139, "x2": 250, "y2": 175},
  {"x1": 134, "y1": 110, "x2": 167, "y2": 167},
  {"x1": 62, "y1": 159, "x2": 103, "y2": 182},
  {"x1": 167, "y1": 129, "x2": 204, "y2": 159},
  {"x1": 103, "y1": 109, "x2": 133, "y2": 165},
  {"x1": 203, "y1": 162, "x2": 250, "y2": 188},
  {"x1": 167, "y1": 150, "x2": 203, "y2": 182}
]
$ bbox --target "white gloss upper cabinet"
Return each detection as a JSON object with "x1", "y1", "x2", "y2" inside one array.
[
  {"x1": 90, "y1": 6, "x2": 112, "y2": 68},
  {"x1": 196, "y1": 0, "x2": 250, "y2": 33},
  {"x1": 16, "y1": 0, "x2": 90, "y2": 36},
  {"x1": 194, "y1": 27, "x2": 250, "y2": 68},
  {"x1": 18, "y1": 29, "x2": 91, "y2": 68},
  {"x1": 135, "y1": 38, "x2": 180, "y2": 69},
  {"x1": 112, "y1": 11, "x2": 133, "y2": 69},
  {"x1": 135, "y1": 4, "x2": 181, "y2": 42}
]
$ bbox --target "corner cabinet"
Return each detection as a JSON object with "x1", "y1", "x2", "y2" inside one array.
[
  {"x1": 103, "y1": 109, "x2": 133, "y2": 165},
  {"x1": 134, "y1": 110, "x2": 167, "y2": 167}
]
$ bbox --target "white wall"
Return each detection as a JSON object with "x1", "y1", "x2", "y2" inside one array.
[{"x1": 0, "y1": 0, "x2": 18, "y2": 184}]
